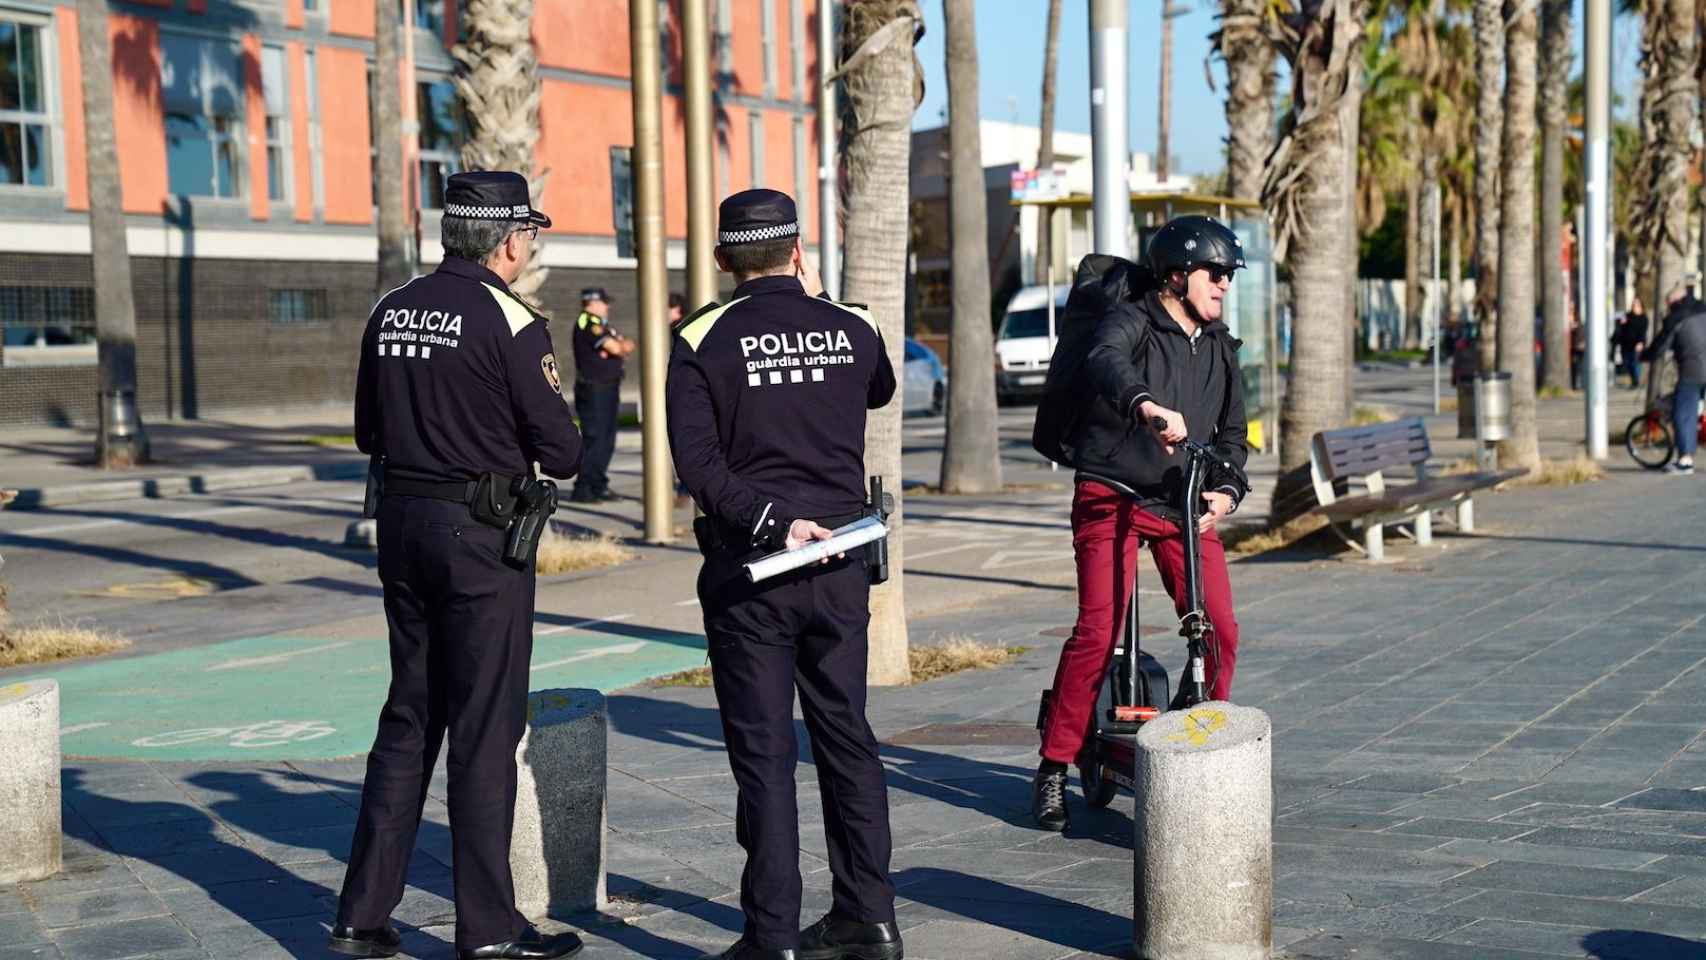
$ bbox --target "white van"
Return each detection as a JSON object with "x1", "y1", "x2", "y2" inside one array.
[{"x1": 995, "y1": 284, "x2": 1072, "y2": 404}]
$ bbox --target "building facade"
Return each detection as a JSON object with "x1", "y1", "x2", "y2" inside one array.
[{"x1": 0, "y1": 0, "x2": 825, "y2": 426}]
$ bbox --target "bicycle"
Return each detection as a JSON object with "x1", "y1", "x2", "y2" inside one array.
[
  {"x1": 1040, "y1": 429, "x2": 1246, "y2": 806},
  {"x1": 1625, "y1": 392, "x2": 1706, "y2": 469}
]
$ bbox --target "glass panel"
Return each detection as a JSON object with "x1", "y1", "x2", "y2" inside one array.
[
  {"x1": 18, "y1": 23, "x2": 39, "y2": 114},
  {"x1": 417, "y1": 80, "x2": 460, "y2": 153},
  {"x1": 159, "y1": 33, "x2": 205, "y2": 116},
  {"x1": 203, "y1": 42, "x2": 243, "y2": 119},
  {"x1": 166, "y1": 113, "x2": 213, "y2": 196},
  {"x1": 419, "y1": 157, "x2": 456, "y2": 208},
  {"x1": 214, "y1": 118, "x2": 240, "y2": 198},
  {"x1": 261, "y1": 46, "x2": 288, "y2": 117},
  {"x1": 416, "y1": 0, "x2": 444, "y2": 33},
  {"x1": 24, "y1": 123, "x2": 48, "y2": 186},
  {"x1": 0, "y1": 22, "x2": 18, "y2": 112},
  {"x1": 268, "y1": 145, "x2": 285, "y2": 201},
  {"x1": 0, "y1": 121, "x2": 20, "y2": 184}
]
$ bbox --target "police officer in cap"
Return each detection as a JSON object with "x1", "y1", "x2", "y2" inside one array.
[
  {"x1": 667, "y1": 188, "x2": 902, "y2": 960},
  {"x1": 334, "y1": 170, "x2": 586, "y2": 960},
  {"x1": 569, "y1": 287, "x2": 633, "y2": 502}
]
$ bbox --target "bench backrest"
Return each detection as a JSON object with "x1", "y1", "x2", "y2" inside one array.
[{"x1": 1309, "y1": 417, "x2": 1432, "y2": 505}]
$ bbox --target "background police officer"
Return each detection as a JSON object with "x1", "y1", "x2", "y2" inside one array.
[
  {"x1": 666, "y1": 189, "x2": 902, "y2": 960},
  {"x1": 569, "y1": 288, "x2": 633, "y2": 503},
  {"x1": 335, "y1": 171, "x2": 585, "y2": 960}
]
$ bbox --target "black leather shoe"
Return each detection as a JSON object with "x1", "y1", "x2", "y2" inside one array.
[
  {"x1": 458, "y1": 926, "x2": 583, "y2": 959},
  {"x1": 1032, "y1": 764, "x2": 1070, "y2": 832},
  {"x1": 568, "y1": 488, "x2": 602, "y2": 504},
  {"x1": 697, "y1": 939, "x2": 798, "y2": 959},
  {"x1": 798, "y1": 915, "x2": 904, "y2": 960},
  {"x1": 328, "y1": 924, "x2": 401, "y2": 958}
]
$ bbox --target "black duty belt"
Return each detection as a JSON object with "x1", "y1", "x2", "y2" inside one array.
[{"x1": 384, "y1": 475, "x2": 478, "y2": 504}]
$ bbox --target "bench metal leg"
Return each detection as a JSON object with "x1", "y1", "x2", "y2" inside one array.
[
  {"x1": 1414, "y1": 509, "x2": 1433, "y2": 546},
  {"x1": 1363, "y1": 523, "x2": 1385, "y2": 562},
  {"x1": 1457, "y1": 498, "x2": 1474, "y2": 533}
]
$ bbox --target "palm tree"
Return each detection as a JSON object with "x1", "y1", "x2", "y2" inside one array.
[
  {"x1": 1471, "y1": 0, "x2": 1502, "y2": 373},
  {"x1": 453, "y1": 0, "x2": 550, "y2": 305},
  {"x1": 375, "y1": 0, "x2": 412, "y2": 297},
  {"x1": 939, "y1": 0, "x2": 1002, "y2": 495},
  {"x1": 1495, "y1": 0, "x2": 1540, "y2": 472},
  {"x1": 1212, "y1": 0, "x2": 1277, "y2": 201},
  {"x1": 838, "y1": 0, "x2": 923, "y2": 685},
  {"x1": 1628, "y1": 0, "x2": 1695, "y2": 334},
  {"x1": 1264, "y1": 0, "x2": 1364, "y2": 473},
  {"x1": 80, "y1": 0, "x2": 147, "y2": 467},
  {"x1": 1537, "y1": 0, "x2": 1571, "y2": 392},
  {"x1": 1035, "y1": 0, "x2": 1063, "y2": 275}
]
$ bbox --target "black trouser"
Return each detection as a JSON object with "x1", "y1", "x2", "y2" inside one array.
[
  {"x1": 573, "y1": 380, "x2": 620, "y2": 495},
  {"x1": 338, "y1": 495, "x2": 535, "y2": 952},
  {"x1": 699, "y1": 557, "x2": 896, "y2": 950}
]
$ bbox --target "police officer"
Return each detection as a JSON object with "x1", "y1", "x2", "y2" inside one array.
[
  {"x1": 569, "y1": 287, "x2": 633, "y2": 503},
  {"x1": 666, "y1": 189, "x2": 902, "y2": 960},
  {"x1": 333, "y1": 171, "x2": 585, "y2": 960}
]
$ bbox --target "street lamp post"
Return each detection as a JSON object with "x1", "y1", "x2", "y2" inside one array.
[
  {"x1": 1583, "y1": 0, "x2": 1611, "y2": 459},
  {"x1": 1088, "y1": 0, "x2": 1129, "y2": 257}
]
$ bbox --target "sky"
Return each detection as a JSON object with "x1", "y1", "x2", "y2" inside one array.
[{"x1": 912, "y1": 1, "x2": 1645, "y2": 179}]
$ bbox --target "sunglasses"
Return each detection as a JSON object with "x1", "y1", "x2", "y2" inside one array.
[{"x1": 1201, "y1": 264, "x2": 1237, "y2": 284}]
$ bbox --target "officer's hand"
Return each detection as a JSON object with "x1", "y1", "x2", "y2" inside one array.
[
  {"x1": 1139, "y1": 401, "x2": 1187, "y2": 454},
  {"x1": 785, "y1": 519, "x2": 841, "y2": 562},
  {"x1": 1200, "y1": 491, "x2": 1233, "y2": 533},
  {"x1": 796, "y1": 256, "x2": 824, "y2": 298}
]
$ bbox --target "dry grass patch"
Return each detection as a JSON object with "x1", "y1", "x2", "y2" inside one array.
[
  {"x1": 1351, "y1": 405, "x2": 1397, "y2": 426},
  {"x1": 1516, "y1": 455, "x2": 1605, "y2": 487},
  {"x1": 907, "y1": 635, "x2": 1026, "y2": 683},
  {"x1": 651, "y1": 665, "x2": 713, "y2": 688},
  {"x1": 0, "y1": 619, "x2": 130, "y2": 668},
  {"x1": 1439, "y1": 396, "x2": 1459, "y2": 412},
  {"x1": 1222, "y1": 514, "x2": 1330, "y2": 556},
  {"x1": 535, "y1": 531, "x2": 636, "y2": 576},
  {"x1": 298, "y1": 434, "x2": 358, "y2": 449}
]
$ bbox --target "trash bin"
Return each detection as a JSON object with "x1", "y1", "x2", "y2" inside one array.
[{"x1": 1456, "y1": 372, "x2": 1511, "y2": 442}]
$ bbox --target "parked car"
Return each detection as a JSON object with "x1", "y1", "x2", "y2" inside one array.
[
  {"x1": 995, "y1": 284, "x2": 1071, "y2": 404},
  {"x1": 903, "y1": 338, "x2": 947, "y2": 416}
]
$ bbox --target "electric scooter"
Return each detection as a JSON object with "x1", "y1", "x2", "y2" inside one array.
[{"x1": 1040, "y1": 427, "x2": 1248, "y2": 806}]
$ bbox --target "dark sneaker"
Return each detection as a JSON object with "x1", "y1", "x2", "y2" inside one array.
[
  {"x1": 798, "y1": 914, "x2": 904, "y2": 960},
  {"x1": 1032, "y1": 765, "x2": 1069, "y2": 831},
  {"x1": 1665, "y1": 461, "x2": 1696, "y2": 476}
]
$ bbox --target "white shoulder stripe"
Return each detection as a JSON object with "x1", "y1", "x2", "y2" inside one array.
[{"x1": 481, "y1": 282, "x2": 538, "y2": 336}]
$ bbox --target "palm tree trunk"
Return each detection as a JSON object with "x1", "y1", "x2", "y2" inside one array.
[
  {"x1": 1537, "y1": 0, "x2": 1570, "y2": 392},
  {"x1": 1640, "y1": 0, "x2": 1695, "y2": 314},
  {"x1": 1036, "y1": 0, "x2": 1062, "y2": 277},
  {"x1": 840, "y1": 0, "x2": 921, "y2": 685},
  {"x1": 375, "y1": 0, "x2": 411, "y2": 297},
  {"x1": 1341, "y1": 38, "x2": 1362, "y2": 414},
  {"x1": 454, "y1": 0, "x2": 549, "y2": 304},
  {"x1": 1404, "y1": 170, "x2": 1422, "y2": 350},
  {"x1": 939, "y1": 0, "x2": 1000, "y2": 494},
  {"x1": 1449, "y1": 188, "x2": 1463, "y2": 325},
  {"x1": 1158, "y1": 3, "x2": 1175, "y2": 183},
  {"x1": 1472, "y1": 0, "x2": 1503, "y2": 374},
  {"x1": 1219, "y1": 0, "x2": 1276, "y2": 201},
  {"x1": 1495, "y1": 0, "x2": 1540, "y2": 472},
  {"x1": 80, "y1": 0, "x2": 146, "y2": 467}
]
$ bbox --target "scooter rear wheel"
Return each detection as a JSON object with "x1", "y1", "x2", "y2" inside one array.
[{"x1": 1078, "y1": 756, "x2": 1118, "y2": 808}]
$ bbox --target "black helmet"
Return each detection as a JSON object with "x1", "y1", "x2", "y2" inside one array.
[{"x1": 1145, "y1": 215, "x2": 1246, "y2": 277}]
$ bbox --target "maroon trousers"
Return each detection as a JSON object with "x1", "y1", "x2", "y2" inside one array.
[{"x1": 1040, "y1": 479, "x2": 1241, "y2": 765}]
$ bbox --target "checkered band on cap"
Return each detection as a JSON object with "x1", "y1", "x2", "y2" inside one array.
[
  {"x1": 718, "y1": 221, "x2": 800, "y2": 245},
  {"x1": 444, "y1": 202, "x2": 533, "y2": 221}
]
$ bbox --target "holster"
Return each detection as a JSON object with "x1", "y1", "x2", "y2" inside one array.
[
  {"x1": 503, "y1": 478, "x2": 558, "y2": 570},
  {"x1": 467, "y1": 472, "x2": 521, "y2": 529},
  {"x1": 362, "y1": 456, "x2": 384, "y2": 519}
]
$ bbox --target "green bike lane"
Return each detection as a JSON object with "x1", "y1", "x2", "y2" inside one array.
[{"x1": 17, "y1": 619, "x2": 708, "y2": 762}]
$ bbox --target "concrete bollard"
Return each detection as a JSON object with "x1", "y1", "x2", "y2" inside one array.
[
  {"x1": 1133, "y1": 702, "x2": 1272, "y2": 960},
  {"x1": 344, "y1": 519, "x2": 378, "y2": 550},
  {"x1": 0, "y1": 679, "x2": 62, "y2": 884},
  {"x1": 511, "y1": 688, "x2": 607, "y2": 919}
]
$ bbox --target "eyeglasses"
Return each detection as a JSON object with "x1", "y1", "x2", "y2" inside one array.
[
  {"x1": 518, "y1": 226, "x2": 540, "y2": 241},
  {"x1": 1202, "y1": 264, "x2": 1237, "y2": 284}
]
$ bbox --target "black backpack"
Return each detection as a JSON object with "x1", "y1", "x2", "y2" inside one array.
[{"x1": 1030, "y1": 254, "x2": 1158, "y2": 467}]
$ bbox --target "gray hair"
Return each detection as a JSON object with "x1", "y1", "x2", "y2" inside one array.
[{"x1": 442, "y1": 217, "x2": 522, "y2": 264}]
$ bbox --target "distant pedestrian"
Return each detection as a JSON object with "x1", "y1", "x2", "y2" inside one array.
[
  {"x1": 1616, "y1": 297, "x2": 1649, "y2": 389},
  {"x1": 1644, "y1": 283, "x2": 1706, "y2": 476},
  {"x1": 570, "y1": 288, "x2": 634, "y2": 503}
]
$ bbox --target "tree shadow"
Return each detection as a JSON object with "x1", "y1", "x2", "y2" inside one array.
[
  {"x1": 1582, "y1": 930, "x2": 1706, "y2": 960},
  {"x1": 892, "y1": 867, "x2": 1130, "y2": 956}
]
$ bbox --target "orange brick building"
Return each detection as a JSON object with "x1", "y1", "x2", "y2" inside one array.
[{"x1": 0, "y1": 0, "x2": 825, "y2": 425}]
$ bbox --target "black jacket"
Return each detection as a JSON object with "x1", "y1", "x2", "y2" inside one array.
[
  {"x1": 1645, "y1": 297, "x2": 1706, "y2": 383},
  {"x1": 1070, "y1": 291, "x2": 1250, "y2": 522}
]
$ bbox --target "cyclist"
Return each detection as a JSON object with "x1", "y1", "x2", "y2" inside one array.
[
  {"x1": 1645, "y1": 282, "x2": 1706, "y2": 476},
  {"x1": 1032, "y1": 216, "x2": 1251, "y2": 831}
]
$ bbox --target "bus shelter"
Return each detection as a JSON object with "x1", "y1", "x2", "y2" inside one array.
[{"x1": 1011, "y1": 191, "x2": 1279, "y2": 452}]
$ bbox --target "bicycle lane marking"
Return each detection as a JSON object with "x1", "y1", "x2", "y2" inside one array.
[{"x1": 21, "y1": 622, "x2": 708, "y2": 762}]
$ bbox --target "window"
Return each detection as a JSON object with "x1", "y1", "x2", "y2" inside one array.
[
  {"x1": 0, "y1": 18, "x2": 53, "y2": 187},
  {"x1": 749, "y1": 111, "x2": 763, "y2": 187},
  {"x1": 760, "y1": 0, "x2": 775, "y2": 97},
  {"x1": 415, "y1": 0, "x2": 445, "y2": 36},
  {"x1": 610, "y1": 146, "x2": 633, "y2": 258},
  {"x1": 268, "y1": 288, "x2": 329, "y2": 325},
  {"x1": 262, "y1": 46, "x2": 290, "y2": 204},
  {"x1": 793, "y1": 117, "x2": 809, "y2": 237},
  {"x1": 161, "y1": 34, "x2": 245, "y2": 199},
  {"x1": 789, "y1": 0, "x2": 805, "y2": 101},
  {"x1": 416, "y1": 78, "x2": 461, "y2": 209},
  {"x1": 0, "y1": 286, "x2": 93, "y2": 348},
  {"x1": 303, "y1": 0, "x2": 321, "y2": 13}
]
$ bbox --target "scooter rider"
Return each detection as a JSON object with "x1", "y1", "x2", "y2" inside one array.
[{"x1": 1033, "y1": 215, "x2": 1252, "y2": 832}]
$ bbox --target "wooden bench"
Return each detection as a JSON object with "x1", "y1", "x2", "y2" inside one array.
[{"x1": 1309, "y1": 417, "x2": 1525, "y2": 561}]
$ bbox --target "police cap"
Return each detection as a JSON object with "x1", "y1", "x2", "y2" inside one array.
[
  {"x1": 443, "y1": 170, "x2": 552, "y2": 228},
  {"x1": 718, "y1": 189, "x2": 799, "y2": 246},
  {"x1": 581, "y1": 287, "x2": 610, "y2": 303}
]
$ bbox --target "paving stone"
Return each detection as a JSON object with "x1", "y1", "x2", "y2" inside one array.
[
  {"x1": 1434, "y1": 838, "x2": 1663, "y2": 871},
  {"x1": 1431, "y1": 918, "x2": 1601, "y2": 958},
  {"x1": 1279, "y1": 931, "x2": 1566, "y2": 959},
  {"x1": 1447, "y1": 859, "x2": 1672, "y2": 899},
  {"x1": 0, "y1": 913, "x2": 48, "y2": 948},
  {"x1": 1616, "y1": 788, "x2": 1706, "y2": 813},
  {"x1": 0, "y1": 945, "x2": 63, "y2": 960},
  {"x1": 26, "y1": 886, "x2": 171, "y2": 930},
  {"x1": 47, "y1": 917, "x2": 199, "y2": 960},
  {"x1": 1388, "y1": 818, "x2": 1535, "y2": 842},
  {"x1": 118, "y1": 847, "x2": 288, "y2": 893},
  {"x1": 1444, "y1": 888, "x2": 1706, "y2": 939},
  {"x1": 156, "y1": 878, "x2": 330, "y2": 928},
  {"x1": 1279, "y1": 809, "x2": 1413, "y2": 832},
  {"x1": 1273, "y1": 903, "x2": 1476, "y2": 942}
]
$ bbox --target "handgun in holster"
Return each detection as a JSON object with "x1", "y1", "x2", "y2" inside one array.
[
  {"x1": 503, "y1": 477, "x2": 558, "y2": 570},
  {"x1": 864, "y1": 475, "x2": 894, "y2": 586},
  {"x1": 362, "y1": 455, "x2": 385, "y2": 519}
]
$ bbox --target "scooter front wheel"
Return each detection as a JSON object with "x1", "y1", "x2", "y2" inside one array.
[{"x1": 1078, "y1": 756, "x2": 1118, "y2": 808}]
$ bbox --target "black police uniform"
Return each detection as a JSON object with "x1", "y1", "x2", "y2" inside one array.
[
  {"x1": 665, "y1": 190, "x2": 899, "y2": 957},
  {"x1": 338, "y1": 172, "x2": 582, "y2": 957},
  {"x1": 570, "y1": 291, "x2": 624, "y2": 501}
]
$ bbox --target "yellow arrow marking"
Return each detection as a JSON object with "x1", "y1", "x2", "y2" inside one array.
[{"x1": 1165, "y1": 708, "x2": 1228, "y2": 748}]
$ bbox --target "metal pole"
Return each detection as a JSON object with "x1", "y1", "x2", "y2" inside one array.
[
  {"x1": 1583, "y1": 0, "x2": 1611, "y2": 459},
  {"x1": 1431, "y1": 181, "x2": 1441, "y2": 415},
  {"x1": 817, "y1": 0, "x2": 840, "y2": 298},
  {"x1": 1046, "y1": 222, "x2": 1058, "y2": 473},
  {"x1": 684, "y1": 0, "x2": 717, "y2": 310},
  {"x1": 631, "y1": 0, "x2": 673, "y2": 542},
  {"x1": 1088, "y1": 0, "x2": 1129, "y2": 257}
]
